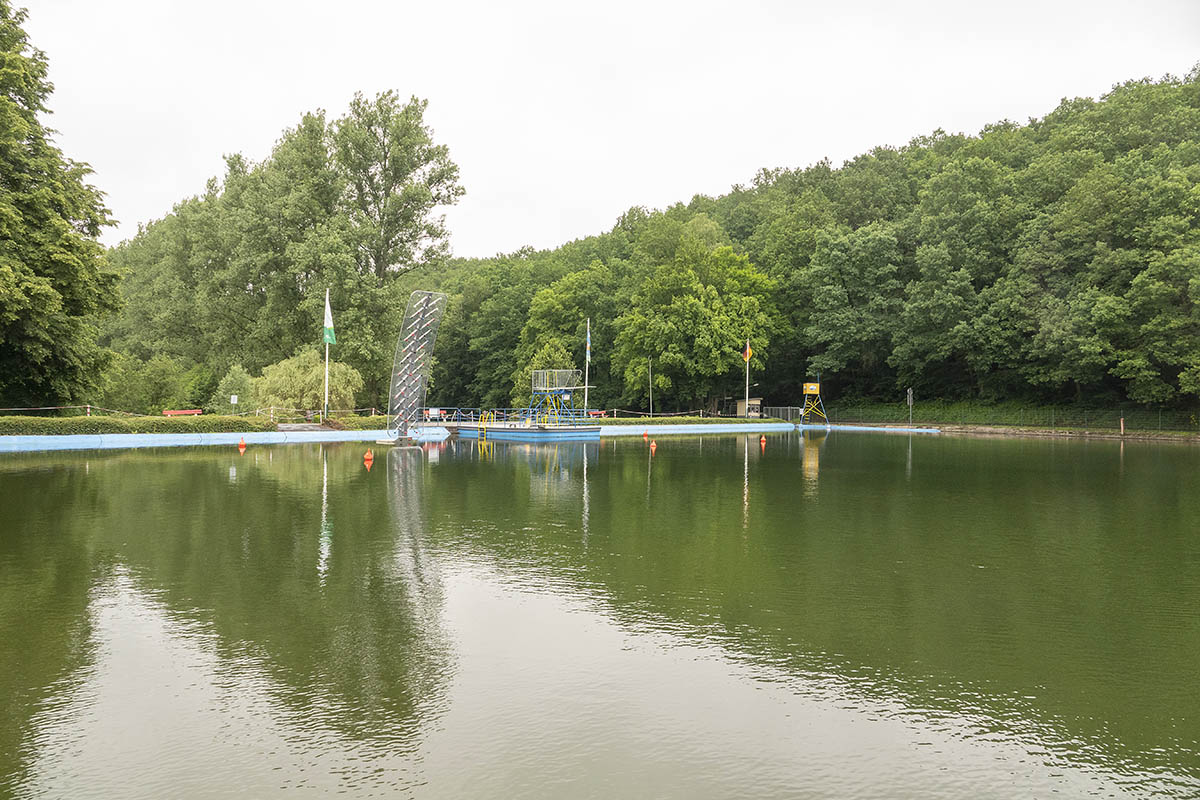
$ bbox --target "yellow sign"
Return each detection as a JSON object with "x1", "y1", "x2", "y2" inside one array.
[{"x1": 803, "y1": 382, "x2": 820, "y2": 395}]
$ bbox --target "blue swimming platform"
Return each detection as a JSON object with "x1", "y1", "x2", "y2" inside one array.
[
  {"x1": 456, "y1": 423, "x2": 601, "y2": 442},
  {"x1": 598, "y1": 422, "x2": 794, "y2": 436}
]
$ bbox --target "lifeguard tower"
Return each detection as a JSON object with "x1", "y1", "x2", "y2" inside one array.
[{"x1": 800, "y1": 381, "x2": 829, "y2": 426}]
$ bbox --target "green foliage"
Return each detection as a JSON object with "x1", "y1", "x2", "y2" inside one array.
[
  {"x1": 0, "y1": 415, "x2": 276, "y2": 435},
  {"x1": 333, "y1": 92, "x2": 465, "y2": 278},
  {"x1": 612, "y1": 241, "x2": 780, "y2": 410},
  {"x1": 0, "y1": 2, "x2": 119, "y2": 406},
  {"x1": 208, "y1": 364, "x2": 255, "y2": 414},
  {"x1": 96, "y1": 353, "x2": 212, "y2": 415},
  {"x1": 328, "y1": 414, "x2": 391, "y2": 430},
  {"x1": 100, "y1": 66, "x2": 1200, "y2": 413},
  {"x1": 253, "y1": 350, "x2": 364, "y2": 412},
  {"x1": 509, "y1": 338, "x2": 575, "y2": 407},
  {"x1": 104, "y1": 92, "x2": 463, "y2": 410}
]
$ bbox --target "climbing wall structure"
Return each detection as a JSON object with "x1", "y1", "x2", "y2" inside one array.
[{"x1": 387, "y1": 291, "x2": 449, "y2": 436}]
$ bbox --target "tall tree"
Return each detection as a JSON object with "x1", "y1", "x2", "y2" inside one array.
[
  {"x1": 0, "y1": 1, "x2": 119, "y2": 405},
  {"x1": 333, "y1": 92, "x2": 465, "y2": 278}
]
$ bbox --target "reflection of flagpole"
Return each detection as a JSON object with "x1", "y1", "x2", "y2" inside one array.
[
  {"x1": 584, "y1": 318, "x2": 590, "y2": 413},
  {"x1": 582, "y1": 443, "x2": 589, "y2": 541},
  {"x1": 743, "y1": 435, "x2": 750, "y2": 528},
  {"x1": 319, "y1": 446, "x2": 331, "y2": 581}
]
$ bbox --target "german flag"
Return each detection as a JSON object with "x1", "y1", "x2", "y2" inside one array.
[{"x1": 741, "y1": 339, "x2": 752, "y2": 362}]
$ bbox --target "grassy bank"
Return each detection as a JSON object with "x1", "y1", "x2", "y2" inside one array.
[
  {"x1": 824, "y1": 401, "x2": 1200, "y2": 434},
  {"x1": 0, "y1": 415, "x2": 278, "y2": 436}
]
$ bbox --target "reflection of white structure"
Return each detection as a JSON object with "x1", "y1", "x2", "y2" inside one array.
[
  {"x1": 387, "y1": 447, "x2": 442, "y2": 623},
  {"x1": 319, "y1": 447, "x2": 331, "y2": 581}
]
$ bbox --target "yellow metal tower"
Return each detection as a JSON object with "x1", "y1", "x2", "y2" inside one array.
[{"x1": 800, "y1": 382, "x2": 828, "y2": 425}]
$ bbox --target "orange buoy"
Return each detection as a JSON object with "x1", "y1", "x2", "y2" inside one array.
[
  {"x1": 760, "y1": 435, "x2": 767, "y2": 445},
  {"x1": 650, "y1": 440, "x2": 657, "y2": 453},
  {"x1": 238, "y1": 437, "x2": 246, "y2": 454},
  {"x1": 643, "y1": 430, "x2": 649, "y2": 440}
]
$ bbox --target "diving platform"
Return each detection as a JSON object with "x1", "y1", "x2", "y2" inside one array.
[{"x1": 456, "y1": 421, "x2": 600, "y2": 442}]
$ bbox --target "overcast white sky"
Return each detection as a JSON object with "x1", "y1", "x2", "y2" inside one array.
[{"x1": 22, "y1": 0, "x2": 1200, "y2": 256}]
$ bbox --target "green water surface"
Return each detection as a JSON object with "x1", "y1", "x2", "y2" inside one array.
[{"x1": 1, "y1": 432, "x2": 1197, "y2": 798}]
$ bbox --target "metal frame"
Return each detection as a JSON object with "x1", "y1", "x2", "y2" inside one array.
[
  {"x1": 800, "y1": 381, "x2": 829, "y2": 425},
  {"x1": 528, "y1": 369, "x2": 584, "y2": 425},
  {"x1": 387, "y1": 291, "x2": 449, "y2": 436}
]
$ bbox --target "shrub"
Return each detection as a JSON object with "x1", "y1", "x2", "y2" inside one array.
[
  {"x1": 0, "y1": 415, "x2": 277, "y2": 436},
  {"x1": 208, "y1": 364, "x2": 256, "y2": 414},
  {"x1": 254, "y1": 350, "x2": 363, "y2": 412},
  {"x1": 328, "y1": 415, "x2": 392, "y2": 430}
]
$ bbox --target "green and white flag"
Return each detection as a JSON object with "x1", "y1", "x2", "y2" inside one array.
[{"x1": 323, "y1": 288, "x2": 336, "y2": 344}]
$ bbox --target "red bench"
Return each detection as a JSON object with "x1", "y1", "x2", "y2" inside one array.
[
  {"x1": 587, "y1": 410, "x2": 608, "y2": 418},
  {"x1": 162, "y1": 409, "x2": 203, "y2": 416}
]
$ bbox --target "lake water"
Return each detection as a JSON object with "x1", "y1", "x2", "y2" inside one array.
[{"x1": 1, "y1": 432, "x2": 1198, "y2": 798}]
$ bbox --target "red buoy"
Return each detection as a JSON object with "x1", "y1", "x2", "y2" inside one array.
[
  {"x1": 643, "y1": 430, "x2": 649, "y2": 440},
  {"x1": 238, "y1": 437, "x2": 246, "y2": 454}
]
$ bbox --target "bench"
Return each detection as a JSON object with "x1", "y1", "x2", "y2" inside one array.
[
  {"x1": 587, "y1": 410, "x2": 608, "y2": 418},
  {"x1": 162, "y1": 409, "x2": 203, "y2": 416}
]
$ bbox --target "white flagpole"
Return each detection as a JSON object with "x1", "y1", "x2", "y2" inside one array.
[
  {"x1": 584, "y1": 318, "x2": 590, "y2": 413},
  {"x1": 744, "y1": 338, "x2": 750, "y2": 418},
  {"x1": 323, "y1": 288, "x2": 330, "y2": 421}
]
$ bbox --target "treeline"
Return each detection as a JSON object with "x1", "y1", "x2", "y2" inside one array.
[
  {"x1": 104, "y1": 67, "x2": 1200, "y2": 413},
  {"x1": 426, "y1": 70, "x2": 1200, "y2": 412},
  {"x1": 4, "y1": 0, "x2": 1199, "y2": 416},
  {"x1": 98, "y1": 91, "x2": 462, "y2": 413}
]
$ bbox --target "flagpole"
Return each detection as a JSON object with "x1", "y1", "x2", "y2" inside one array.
[
  {"x1": 323, "y1": 288, "x2": 330, "y2": 422},
  {"x1": 584, "y1": 318, "x2": 590, "y2": 414},
  {"x1": 744, "y1": 338, "x2": 750, "y2": 418}
]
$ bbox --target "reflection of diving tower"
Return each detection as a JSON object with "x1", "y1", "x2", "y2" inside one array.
[{"x1": 388, "y1": 291, "x2": 449, "y2": 436}]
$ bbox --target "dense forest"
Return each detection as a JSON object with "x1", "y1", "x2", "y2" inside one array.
[{"x1": 2, "y1": 0, "x2": 1198, "y2": 414}]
